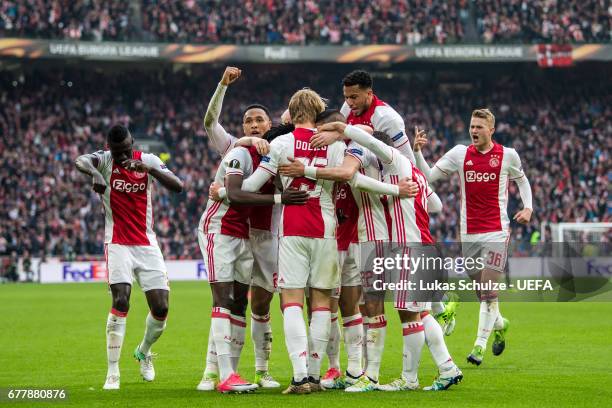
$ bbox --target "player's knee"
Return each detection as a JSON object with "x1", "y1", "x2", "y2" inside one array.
[
  {"x1": 151, "y1": 302, "x2": 169, "y2": 319},
  {"x1": 112, "y1": 295, "x2": 130, "y2": 313},
  {"x1": 231, "y1": 296, "x2": 248, "y2": 317},
  {"x1": 339, "y1": 295, "x2": 359, "y2": 317},
  {"x1": 250, "y1": 296, "x2": 270, "y2": 316}
]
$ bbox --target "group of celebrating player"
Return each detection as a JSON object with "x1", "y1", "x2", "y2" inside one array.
[{"x1": 75, "y1": 67, "x2": 533, "y2": 394}]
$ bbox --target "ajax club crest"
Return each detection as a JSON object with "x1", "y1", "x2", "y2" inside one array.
[{"x1": 489, "y1": 155, "x2": 500, "y2": 168}]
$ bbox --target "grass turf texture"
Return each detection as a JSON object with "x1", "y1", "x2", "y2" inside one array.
[{"x1": 1, "y1": 282, "x2": 611, "y2": 407}]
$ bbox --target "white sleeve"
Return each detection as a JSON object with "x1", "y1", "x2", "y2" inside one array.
[
  {"x1": 350, "y1": 172, "x2": 399, "y2": 196},
  {"x1": 203, "y1": 83, "x2": 238, "y2": 156},
  {"x1": 427, "y1": 191, "x2": 443, "y2": 213},
  {"x1": 418, "y1": 145, "x2": 463, "y2": 183},
  {"x1": 241, "y1": 167, "x2": 273, "y2": 192},
  {"x1": 375, "y1": 108, "x2": 416, "y2": 164},
  {"x1": 344, "y1": 125, "x2": 394, "y2": 165},
  {"x1": 142, "y1": 153, "x2": 172, "y2": 173},
  {"x1": 415, "y1": 150, "x2": 447, "y2": 183},
  {"x1": 507, "y1": 149, "x2": 533, "y2": 210},
  {"x1": 241, "y1": 140, "x2": 283, "y2": 192},
  {"x1": 222, "y1": 148, "x2": 250, "y2": 177},
  {"x1": 91, "y1": 150, "x2": 112, "y2": 174},
  {"x1": 340, "y1": 102, "x2": 351, "y2": 119},
  {"x1": 329, "y1": 141, "x2": 347, "y2": 167},
  {"x1": 345, "y1": 141, "x2": 367, "y2": 168}
]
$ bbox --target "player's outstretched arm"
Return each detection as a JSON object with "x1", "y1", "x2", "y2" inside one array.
[
  {"x1": 351, "y1": 173, "x2": 418, "y2": 198},
  {"x1": 224, "y1": 174, "x2": 308, "y2": 206},
  {"x1": 122, "y1": 157, "x2": 183, "y2": 193},
  {"x1": 75, "y1": 154, "x2": 106, "y2": 194},
  {"x1": 413, "y1": 127, "x2": 453, "y2": 183},
  {"x1": 203, "y1": 67, "x2": 241, "y2": 155}
]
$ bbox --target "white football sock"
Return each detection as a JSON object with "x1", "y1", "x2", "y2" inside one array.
[
  {"x1": 362, "y1": 321, "x2": 368, "y2": 367},
  {"x1": 475, "y1": 299, "x2": 499, "y2": 349},
  {"x1": 251, "y1": 313, "x2": 272, "y2": 372},
  {"x1": 308, "y1": 308, "x2": 331, "y2": 380},
  {"x1": 139, "y1": 313, "x2": 166, "y2": 355},
  {"x1": 431, "y1": 301, "x2": 445, "y2": 316},
  {"x1": 230, "y1": 314, "x2": 246, "y2": 372},
  {"x1": 204, "y1": 325, "x2": 218, "y2": 375},
  {"x1": 365, "y1": 315, "x2": 387, "y2": 382},
  {"x1": 283, "y1": 304, "x2": 308, "y2": 382},
  {"x1": 211, "y1": 307, "x2": 234, "y2": 381},
  {"x1": 326, "y1": 313, "x2": 341, "y2": 370},
  {"x1": 106, "y1": 309, "x2": 127, "y2": 377},
  {"x1": 421, "y1": 312, "x2": 455, "y2": 372},
  {"x1": 402, "y1": 321, "x2": 424, "y2": 382},
  {"x1": 342, "y1": 313, "x2": 364, "y2": 377},
  {"x1": 493, "y1": 309, "x2": 505, "y2": 330}
]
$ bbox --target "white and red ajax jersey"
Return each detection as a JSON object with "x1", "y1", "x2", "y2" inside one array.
[
  {"x1": 343, "y1": 125, "x2": 433, "y2": 245},
  {"x1": 385, "y1": 152, "x2": 434, "y2": 245},
  {"x1": 258, "y1": 127, "x2": 345, "y2": 239},
  {"x1": 341, "y1": 94, "x2": 414, "y2": 162},
  {"x1": 345, "y1": 142, "x2": 390, "y2": 243},
  {"x1": 433, "y1": 143, "x2": 525, "y2": 235},
  {"x1": 200, "y1": 146, "x2": 267, "y2": 239},
  {"x1": 93, "y1": 150, "x2": 170, "y2": 246}
]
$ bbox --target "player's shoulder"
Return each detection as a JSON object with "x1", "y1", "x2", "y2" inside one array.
[
  {"x1": 501, "y1": 144, "x2": 520, "y2": 157},
  {"x1": 448, "y1": 144, "x2": 469, "y2": 155},
  {"x1": 271, "y1": 132, "x2": 293, "y2": 145},
  {"x1": 372, "y1": 96, "x2": 400, "y2": 116},
  {"x1": 92, "y1": 150, "x2": 112, "y2": 168},
  {"x1": 225, "y1": 145, "x2": 250, "y2": 157}
]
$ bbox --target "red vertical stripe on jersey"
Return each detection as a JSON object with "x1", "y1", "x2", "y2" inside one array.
[
  {"x1": 463, "y1": 143, "x2": 504, "y2": 234},
  {"x1": 109, "y1": 151, "x2": 150, "y2": 245},
  {"x1": 206, "y1": 233, "x2": 215, "y2": 282},
  {"x1": 412, "y1": 168, "x2": 434, "y2": 244},
  {"x1": 203, "y1": 201, "x2": 221, "y2": 233}
]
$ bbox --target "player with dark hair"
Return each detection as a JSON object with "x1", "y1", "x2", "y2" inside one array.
[
  {"x1": 198, "y1": 66, "x2": 284, "y2": 391},
  {"x1": 75, "y1": 124, "x2": 183, "y2": 390}
]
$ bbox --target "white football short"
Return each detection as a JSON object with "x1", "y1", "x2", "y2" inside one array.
[
  {"x1": 105, "y1": 243, "x2": 169, "y2": 292},
  {"x1": 250, "y1": 228, "x2": 279, "y2": 293},
  {"x1": 198, "y1": 231, "x2": 253, "y2": 286},
  {"x1": 278, "y1": 236, "x2": 339, "y2": 290},
  {"x1": 461, "y1": 230, "x2": 510, "y2": 274},
  {"x1": 332, "y1": 242, "x2": 361, "y2": 299}
]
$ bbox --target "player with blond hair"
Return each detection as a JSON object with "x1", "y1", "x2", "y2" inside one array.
[{"x1": 414, "y1": 108, "x2": 533, "y2": 366}]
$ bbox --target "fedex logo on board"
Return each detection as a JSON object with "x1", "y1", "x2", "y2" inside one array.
[{"x1": 63, "y1": 262, "x2": 108, "y2": 281}]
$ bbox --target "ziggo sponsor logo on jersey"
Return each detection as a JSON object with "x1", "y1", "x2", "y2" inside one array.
[
  {"x1": 112, "y1": 179, "x2": 147, "y2": 192},
  {"x1": 466, "y1": 170, "x2": 497, "y2": 183}
]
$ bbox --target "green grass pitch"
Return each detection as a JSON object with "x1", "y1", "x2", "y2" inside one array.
[{"x1": 1, "y1": 282, "x2": 612, "y2": 407}]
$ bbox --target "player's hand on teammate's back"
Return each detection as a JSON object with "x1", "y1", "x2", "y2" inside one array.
[
  {"x1": 281, "y1": 187, "x2": 309, "y2": 205},
  {"x1": 413, "y1": 126, "x2": 428, "y2": 152},
  {"x1": 221, "y1": 66, "x2": 241, "y2": 86},
  {"x1": 398, "y1": 178, "x2": 419, "y2": 198},
  {"x1": 209, "y1": 182, "x2": 222, "y2": 201},
  {"x1": 278, "y1": 157, "x2": 305, "y2": 177},
  {"x1": 92, "y1": 172, "x2": 107, "y2": 194},
  {"x1": 513, "y1": 208, "x2": 532, "y2": 224},
  {"x1": 121, "y1": 159, "x2": 150, "y2": 173}
]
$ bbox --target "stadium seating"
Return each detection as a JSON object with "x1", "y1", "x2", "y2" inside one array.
[
  {"x1": 0, "y1": 66, "x2": 609, "y2": 259},
  {"x1": 1, "y1": 0, "x2": 609, "y2": 44}
]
